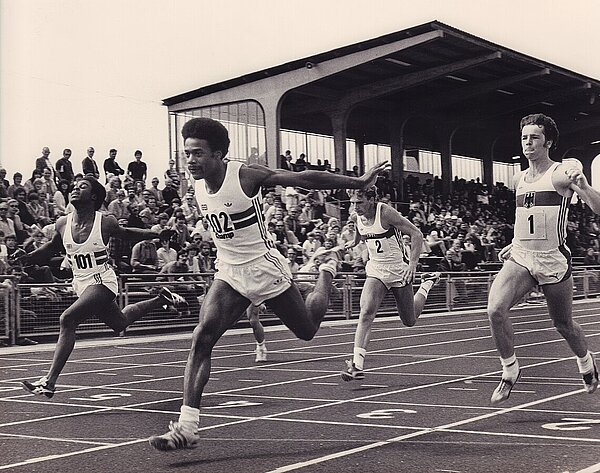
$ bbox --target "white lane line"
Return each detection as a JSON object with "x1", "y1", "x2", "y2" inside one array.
[
  {"x1": 266, "y1": 388, "x2": 591, "y2": 472},
  {"x1": 0, "y1": 432, "x2": 114, "y2": 446},
  {"x1": 577, "y1": 462, "x2": 600, "y2": 472},
  {"x1": 312, "y1": 382, "x2": 338, "y2": 386},
  {"x1": 448, "y1": 387, "x2": 478, "y2": 391}
]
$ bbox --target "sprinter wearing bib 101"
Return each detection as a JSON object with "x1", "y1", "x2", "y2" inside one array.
[
  {"x1": 488, "y1": 113, "x2": 600, "y2": 405},
  {"x1": 19, "y1": 175, "x2": 187, "y2": 399}
]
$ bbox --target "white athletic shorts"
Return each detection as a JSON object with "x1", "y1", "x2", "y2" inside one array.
[
  {"x1": 72, "y1": 265, "x2": 119, "y2": 298},
  {"x1": 214, "y1": 248, "x2": 293, "y2": 305},
  {"x1": 365, "y1": 260, "x2": 410, "y2": 290},
  {"x1": 510, "y1": 244, "x2": 572, "y2": 286}
]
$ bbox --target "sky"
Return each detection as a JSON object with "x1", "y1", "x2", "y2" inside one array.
[{"x1": 1, "y1": 0, "x2": 599, "y2": 185}]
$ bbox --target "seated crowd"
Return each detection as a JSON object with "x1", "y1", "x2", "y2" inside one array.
[{"x1": 1, "y1": 147, "x2": 600, "y2": 295}]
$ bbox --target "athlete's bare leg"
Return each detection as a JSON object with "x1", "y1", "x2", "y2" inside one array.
[
  {"x1": 542, "y1": 276, "x2": 589, "y2": 357},
  {"x1": 246, "y1": 304, "x2": 265, "y2": 344},
  {"x1": 183, "y1": 280, "x2": 250, "y2": 408},
  {"x1": 487, "y1": 260, "x2": 537, "y2": 358},
  {"x1": 353, "y1": 277, "x2": 388, "y2": 350}
]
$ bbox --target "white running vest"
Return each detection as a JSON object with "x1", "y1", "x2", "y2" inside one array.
[
  {"x1": 63, "y1": 211, "x2": 110, "y2": 277},
  {"x1": 354, "y1": 203, "x2": 409, "y2": 265},
  {"x1": 194, "y1": 161, "x2": 274, "y2": 265},
  {"x1": 514, "y1": 162, "x2": 570, "y2": 252}
]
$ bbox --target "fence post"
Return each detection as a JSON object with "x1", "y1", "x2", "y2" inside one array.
[
  {"x1": 583, "y1": 270, "x2": 589, "y2": 299},
  {"x1": 445, "y1": 275, "x2": 453, "y2": 311},
  {"x1": 343, "y1": 274, "x2": 352, "y2": 320}
]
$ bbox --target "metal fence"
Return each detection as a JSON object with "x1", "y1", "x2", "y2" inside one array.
[{"x1": 3, "y1": 268, "x2": 600, "y2": 345}]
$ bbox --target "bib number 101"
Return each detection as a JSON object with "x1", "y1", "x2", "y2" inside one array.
[{"x1": 74, "y1": 253, "x2": 94, "y2": 270}]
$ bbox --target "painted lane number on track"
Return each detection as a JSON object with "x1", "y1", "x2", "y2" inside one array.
[
  {"x1": 357, "y1": 408, "x2": 417, "y2": 419},
  {"x1": 542, "y1": 418, "x2": 600, "y2": 431},
  {"x1": 70, "y1": 393, "x2": 132, "y2": 401}
]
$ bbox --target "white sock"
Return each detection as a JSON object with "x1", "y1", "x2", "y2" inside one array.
[
  {"x1": 353, "y1": 347, "x2": 366, "y2": 370},
  {"x1": 500, "y1": 354, "x2": 519, "y2": 380},
  {"x1": 417, "y1": 280, "x2": 434, "y2": 299},
  {"x1": 577, "y1": 351, "x2": 594, "y2": 374},
  {"x1": 178, "y1": 405, "x2": 200, "y2": 431},
  {"x1": 256, "y1": 341, "x2": 266, "y2": 350}
]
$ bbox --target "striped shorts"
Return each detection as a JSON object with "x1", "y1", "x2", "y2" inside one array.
[
  {"x1": 214, "y1": 248, "x2": 292, "y2": 305},
  {"x1": 72, "y1": 265, "x2": 119, "y2": 298}
]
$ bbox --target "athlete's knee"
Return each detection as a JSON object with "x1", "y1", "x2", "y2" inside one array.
[
  {"x1": 402, "y1": 315, "x2": 417, "y2": 327},
  {"x1": 553, "y1": 318, "x2": 575, "y2": 336},
  {"x1": 58, "y1": 310, "x2": 80, "y2": 330},
  {"x1": 293, "y1": 323, "x2": 318, "y2": 341},
  {"x1": 190, "y1": 324, "x2": 220, "y2": 356},
  {"x1": 487, "y1": 302, "x2": 509, "y2": 325}
]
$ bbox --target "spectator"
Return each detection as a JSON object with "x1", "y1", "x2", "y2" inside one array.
[
  {"x1": 150, "y1": 212, "x2": 170, "y2": 234},
  {"x1": 171, "y1": 214, "x2": 191, "y2": 250},
  {"x1": 148, "y1": 177, "x2": 164, "y2": 203},
  {"x1": 0, "y1": 168, "x2": 9, "y2": 189},
  {"x1": 7, "y1": 172, "x2": 25, "y2": 198},
  {"x1": 181, "y1": 193, "x2": 200, "y2": 226},
  {"x1": 197, "y1": 242, "x2": 215, "y2": 273},
  {"x1": 24, "y1": 169, "x2": 43, "y2": 195},
  {"x1": 107, "y1": 189, "x2": 130, "y2": 220},
  {"x1": 6, "y1": 198, "x2": 28, "y2": 243},
  {"x1": 35, "y1": 146, "x2": 55, "y2": 180},
  {"x1": 105, "y1": 175, "x2": 123, "y2": 205},
  {"x1": 301, "y1": 231, "x2": 321, "y2": 264},
  {"x1": 103, "y1": 148, "x2": 125, "y2": 182},
  {"x1": 127, "y1": 150, "x2": 147, "y2": 183},
  {"x1": 55, "y1": 148, "x2": 75, "y2": 184},
  {"x1": 438, "y1": 248, "x2": 467, "y2": 302},
  {"x1": 82, "y1": 147, "x2": 100, "y2": 179},
  {"x1": 53, "y1": 180, "x2": 71, "y2": 216},
  {"x1": 130, "y1": 239, "x2": 159, "y2": 274},
  {"x1": 40, "y1": 167, "x2": 58, "y2": 197},
  {"x1": 583, "y1": 247, "x2": 599, "y2": 266},
  {"x1": 193, "y1": 218, "x2": 212, "y2": 244},
  {"x1": 126, "y1": 204, "x2": 145, "y2": 229},
  {"x1": 157, "y1": 237, "x2": 177, "y2": 269},
  {"x1": 164, "y1": 158, "x2": 178, "y2": 182},
  {"x1": 162, "y1": 178, "x2": 181, "y2": 205},
  {"x1": 0, "y1": 202, "x2": 16, "y2": 239}
]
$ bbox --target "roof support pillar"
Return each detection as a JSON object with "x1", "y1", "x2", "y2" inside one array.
[
  {"x1": 329, "y1": 110, "x2": 349, "y2": 174},
  {"x1": 440, "y1": 128, "x2": 454, "y2": 196},
  {"x1": 257, "y1": 96, "x2": 283, "y2": 169}
]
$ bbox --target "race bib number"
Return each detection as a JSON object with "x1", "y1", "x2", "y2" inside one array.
[
  {"x1": 206, "y1": 212, "x2": 234, "y2": 240},
  {"x1": 516, "y1": 208, "x2": 547, "y2": 240}
]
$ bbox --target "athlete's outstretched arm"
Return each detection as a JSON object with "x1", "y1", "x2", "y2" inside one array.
[
  {"x1": 246, "y1": 162, "x2": 389, "y2": 191},
  {"x1": 103, "y1": 214, "x2": 161, "y2": 242},
  {"x1": 17, "y1": 228, "x2": 65, "y2": 266}
]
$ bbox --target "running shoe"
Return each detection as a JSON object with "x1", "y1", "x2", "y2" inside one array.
[
  {"x1": 255, "y1": 344, "x2": 268, "y2": 362},
  {"x1": 148, "y1": 421, "x2": 200, "y2": 451},
  {"x1": 420, "y1": 271, "x2": 441, "y2": 285},
  {"x1": 490, "y1": 369, "x2": 521, "y2": 405},
  {"x1": 582, "y1": 356, "x2": 599, "y2": 394},
  {"x1": 159, "y1": 287, "x2": 188, "y2": 309},
  {"x1": 340, "y1": 360, "x2": 365, "y2": 382},
  {"x1": 21, "y1": 376, "x2": 55, "y2": 399}
]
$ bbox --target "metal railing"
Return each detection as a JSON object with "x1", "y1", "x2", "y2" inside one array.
[{"x1": 3, "y1": 269, "x2": 600, "y2": 345}]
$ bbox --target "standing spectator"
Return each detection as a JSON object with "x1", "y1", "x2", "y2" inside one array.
[
  {"x1": 7, "y1": 172, "x2": 25, "y2": 198},
  {"x1": 127, "y1": 150, "x2": 147, "y2": 183},
  {"x1": 55, "y1": 148, "x2": 75, "y2": 184},
  {"x1": 35, "y1": 147, "x2": 55, "y2": 180},
  {"x1": 294, "y1": 153, "x2": 308, "y2": 172},
  {"x1": 82, "y1": 147, "x2": 100, "y2": 179},
  {"x1": 103, "y1": 148, "x2": 125, "y2": 182}
]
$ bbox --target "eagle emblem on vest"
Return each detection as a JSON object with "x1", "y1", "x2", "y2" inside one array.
[{"x1": 523, "y1": 191, "x2": 535, "y2": 208}]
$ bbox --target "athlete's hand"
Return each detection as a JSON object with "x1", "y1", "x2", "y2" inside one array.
[
  {"x1": 359, "y1": 161, "x2": 390, "y2": 189},
  {"x1": 564, "y1": 164, "x2": 588, "y2": 189},
  {"x1": 400, "y1": 265, "x2": 417, "y2": 286},
  {"x1": 498, "y1": 243, "x2": 513, "y2": 261}
]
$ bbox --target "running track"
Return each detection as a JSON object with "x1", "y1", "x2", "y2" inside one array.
[{"x1": 1, "y1": 300, "x2": 599, "y2": 473}]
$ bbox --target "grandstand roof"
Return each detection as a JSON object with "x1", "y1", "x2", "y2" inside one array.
[{"x1": 163, "y1": 21, "x2": 600, "y2": 163}]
